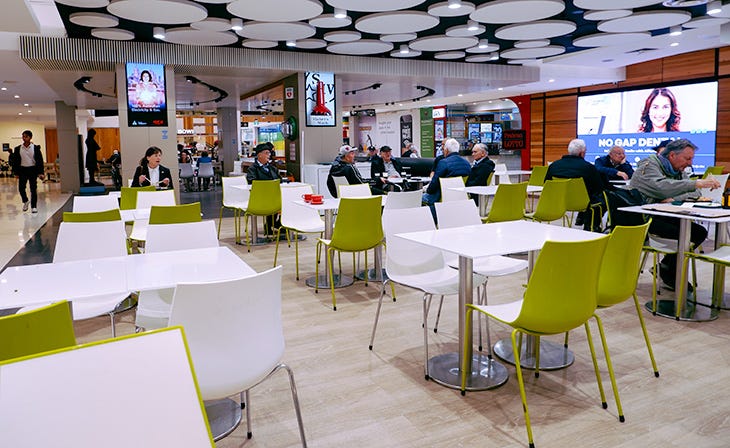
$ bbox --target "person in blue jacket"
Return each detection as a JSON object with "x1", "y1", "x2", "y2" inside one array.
[
  {"x1": 595, "y1": 145, "x2": 634, "y2": 182},
  {"x1": 422, "y1": 138, "x2": 470, "y2": 220}
]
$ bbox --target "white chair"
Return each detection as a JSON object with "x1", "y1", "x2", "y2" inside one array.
[
  {"x1": 130, "y1": 190, "x2": 177, "y2": 243},
  {"x1": 135, "y1": 221, "x2": 219, "y2": 331},
  {"x1": 274, "y1": 185, "x2": 325, "y2": 280},
  {"x1": 700, "y1": 173, "x2": 729, "y2": 203},
  {"x1": 339, "y1": 183, "x2": 372, "y2": 198},
  {"x1": 331, "y1": 176, "x2": 349, "y2": 197},
  {"x1": 179, "y1": 163, "x2": 195, "y2": 191},
  {"x1": 230, "y1": 160, "x2": 243, "y2": 176},
  {"x1": 167, "y1": 266, "x2": 307, "y2": 445},
  {"x1": 72, "y1": 195, "x2": 119, "y2": 213},
  {"x1": 218, "y1": 176, "x2": 249, "y2": 240},
  {"x1": 198, "y1": 162, "x2": 215, "y2": 190},
  {"x1": 439, "y1": 176, "x2": 468, "y2": 202},
  {"x1": 20, "y1": 221, "x2": 130, "y2": 337},
  {"x1": 370, "y1": 206, "x2": 487, "y2": 380},
  {"x1": 0, "y1": 327, "x2": 215, "y2": 447},
  {"x1": 383, "y1": 190, "x2": 422, "y2": 210},
  {"x1": 490, "y1": 163, "x2": 511, "y2": 185}
]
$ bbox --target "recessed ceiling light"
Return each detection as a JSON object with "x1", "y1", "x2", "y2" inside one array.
[
  {"x1": 230, "y1": 18, "x2": 243, "y2": 31},
  {"x1": 467, "y1": 20, "x2": 479, "y2": 31},
  {"x1": 458, "y1": 94, "x2": 463, "y2": 97},
  {"x1": 426, "y1": 99, "x2": 431, "y2": 102},
  {"x1": 399, "y1": 44, "x2": 409, "y2": 54},
  {"x1": 27, "y1": 110, "x2": 31, "y2": 113},
  {"x1": 23, "y1": 103, "x2": 28, "y2": 106},
  {"x1": 153, "y1": 26, "x2": 165, "y2": 40},
  {"x1": 286, "y1": 40, "x2": 296, "y2": 47},
  {"x1": 478, "y1": 39, "x2": 489, "y2": 49},
  {"x1": 334, "y1": 8, "x2": 347, "y2": 19},
  {"x1": 13, "y1": 95, "x2": 19, "y2": 98},
  {"x1": 497, "y1": 87, "x2": 503, "y2": 91},
  {"x1": 1, "y1": 87, "x2": 7, "y2": 91},
  {"x1": 548, "y1": 79, "x2": 555, "y2": 82},
  {"x1": 489, "y1": 52, "x2": 499, "y2": 61},
  {"x1": 399, "y1": 103, "x2": 403, "y2": 106},
  {"x1": 670, "y1": 42, "x2": 680, "y2": 46},
  {"x1": 707, "y1": 1, "x2": 722, "y2": 15},
  {"x1": 18, "y1": 112, "x2": 22, "y2": 115},
  {"x1": 448, "y1": 0, "x2": 462, "y2": 9},
  {"x1": 669, "y1": 26, "x2": 682, "y2": 36}
]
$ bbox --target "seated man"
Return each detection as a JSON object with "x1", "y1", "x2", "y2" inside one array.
[
  {"x1": 366, "y1": 146, "x2": 380, "y2": 162},
  {"x1": 326, "y1": 145, "x2": 367, "y2": 197},
  {"x1": 595, "y1": 145, "x2": 634, "y2": 183},
  {"x1": 630, "y1": 138, "x2": 721, "y2": 290},
  {"x1": 422, "y1": 138, "x2": 470, "y2": 218},
  {"x1": 466, "y1": 143, "x2": 495, "y2": 187},
  {"x1": 546, "y1": 138, "x2": 605, "y2": 231},
  {"x1": 247, "y1": 143, "x2": 281, "y2": 183},
  {"x1": 370, "y1": 145, "x2": 403, "y2": 192}
]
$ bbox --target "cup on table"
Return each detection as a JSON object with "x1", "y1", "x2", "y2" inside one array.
[
  {"x1": 302, "y1": 193, "x2": 313, "y2": 203},
  {"x1": 310, "y1": 194, "x2": 324, "y2": 204}
]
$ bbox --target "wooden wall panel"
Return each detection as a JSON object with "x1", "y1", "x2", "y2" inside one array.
[
  {"x1": 530, "y1": 97, "x2": 544, "y2": 166},
  {"x1": 620, "y1": 60, "x2": 662, "y2": 88},
  {"x1": 543, "y1": 122, "x2": 575, "y2": 162},
  {"x1": 662, "y1": 49, "x2": 715, "y2": 83},
  {"x1": 719, "y1": 47, "x2": 730, "y2": 76},
  {"x1": 44, "y1": 128, "x2": 58, "y2": 163},
  {"x1": 544, "y1": 95, "x2": 576, "y2": 122},
  {"x1": 717, "y1": 78, "x2": 730, "y2": 167},
  {"x1": 579, "y1": 82, "x2": 617, "y2": 93},
  {"x1": 545, "y1": 88, "x2": 578, "y2": 97},
  {"x1": 94, "y1": 128, "x2": 120, "y2": 162}
]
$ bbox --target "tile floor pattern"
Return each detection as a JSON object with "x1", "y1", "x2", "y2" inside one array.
[{"x1": 3, "y1": 183, "x2": 730, "y2": 447}]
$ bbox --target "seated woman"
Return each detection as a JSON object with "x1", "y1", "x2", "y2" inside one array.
[{"x1": 131, "y1": 146, "x2": 173, "y2": 189}]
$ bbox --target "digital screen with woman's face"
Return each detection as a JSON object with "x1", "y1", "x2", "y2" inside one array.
[
  {"x1": 577, "y1": 81, "x2": 718, "y2": 174},
  {"x1": 125, "y1": 62, "x2": 168, "y2": 127}
]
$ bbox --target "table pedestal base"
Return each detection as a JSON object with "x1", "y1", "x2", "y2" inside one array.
[
  {"x1": 493, "y1": 338, "x2": 574, "y2": 370},
  {"x1": 427, "y1": 352, "x2": 508, "y2": 391},
  {"x1": 237, "y1": 236, "x2": 269, "y2": 246},
  {"x1": 644, "y1": 300, "x2": 719, "y2": 322},
  {"x1": 305, "y1": 274, "x2": 354, "y2": 289},
  {"x1": 355, "y1": 268, "x2": 388, "y2": 282},
  {"x1": 204, "y1": 398, "x2": 242, "y2": 442}
]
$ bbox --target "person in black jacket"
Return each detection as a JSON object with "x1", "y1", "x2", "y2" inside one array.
[
  {"x1": 466, "y1": 143, "x2": 495, "y2": 187},
  {"x1": 247, "y1": 143, "x2": 281, "y2": 183},
  {"x1": 326, "y1": 145, "x2": 367, "y2": 197},
  {"x1": 11, "y1": 129, "x2": 44, "y2": 213},
  {"x1": 85, "y1": 128, "x2": 103, "y2": 186},
  {"x1": 370, "y1": 145, "x2": 402, "y2": 192},
  {"x1": 131, "y1": 146, "x2": 172, "y2": 188}
]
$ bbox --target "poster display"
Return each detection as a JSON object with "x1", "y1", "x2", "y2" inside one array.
[
  {"x1": 304, "y1": 71, "x2": 335, "y2": 127},
  {"x1": 126, "y1": 62, "x2": 167, "y2": 127}
]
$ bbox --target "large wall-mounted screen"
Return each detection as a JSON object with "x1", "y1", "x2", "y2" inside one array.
[
  {"x1": 304, "y1": 71, "x2": 335, "y2": 127},
  {"x1": 578, "y1": 81, "x2": 718, "y2": 173},
  {"x1": 126, "y1": 62, "x2": 168, "y2": 127}
]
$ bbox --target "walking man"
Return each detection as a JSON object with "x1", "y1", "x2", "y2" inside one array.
[{"x1": 10, "y1": 130, "x2": 44, "y2": 213}]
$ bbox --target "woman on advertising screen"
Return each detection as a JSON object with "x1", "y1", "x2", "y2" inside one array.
[
  {"x1": 135, "y1": 70, "x2": 159, "y2": 108},
  {"x1": 638, "y1": 87, "x2": 681, "y2": 133}
]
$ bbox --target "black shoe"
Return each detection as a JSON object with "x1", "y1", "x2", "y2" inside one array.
[{"x1": 575, "y1": 215, "x2": 585, "y2": 226}]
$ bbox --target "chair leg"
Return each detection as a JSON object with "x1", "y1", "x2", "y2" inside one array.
[
  {"x1": 364, "y1": 250, "x2": 369, "y2": 286},
  {"x1": 369, "y1": 280, "x2": 389, "y2": 350},
  {"x1": 294, "y1": 231, "x2": 300, "y2": 281},
  {"x1": 109, "y1": 312, "x2": 116, "y2": 338},
  {"x1": 328, "y1": 248, "x2": 337, "y2": 311},
  {"x1": 563, "y1": 332, "x2": 569, "y2": 348},
  {"x1": 511, "y1": 329, "x2": 535, "y2": 448},
  {"x1": 677, "y1": 254, "x2": 691, "y2": 320},
  {"x1": 243, "y1": 389, "x2": 252, "y2": 439},
  {"x1": 592, "y1": 314, "x2": 625, "y2": 422},
  {"x1": 273, "y1": 227, "x2": 282, "y2": 267},
  {"x1": 651, "y1": 251, "x2": 659, "y2": 315},
  {"x1": 314, "y1": 241, "x2": 322, "y2": 293},
  {"x1": 277, "y1": 363, "x2": 308, "y2": 448},
  {"x1": 632, "y1": 293, "x2": 660, "y2": 377},
  {"x1": 217, "y1": 206, "x2": 224, "y2": 239},
  {"x1": 583, "y1": 320, "x2": 608, "y2": 409},
  {"x1": 244, "y1": 214, "x2": 251, "y2": 252},
  {"x1": 534, "y1": 335, "x2": 541, "y2": 378},
  {"x1": 423, "y1": 293, "x2": 431, "y2": 380},
  {"x1": 433, "y1": 295, "x2": 445, "y2": 334}
]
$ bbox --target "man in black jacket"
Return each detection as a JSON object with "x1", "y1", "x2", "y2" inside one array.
[
  {"x1": 247, "y1": 143, "x2": 281, "y2": 183},
  {"x1": 466, "y1": 143, "x2": 495, "y2": 187},
  {"x1": 370, "y1": 145, "x2": 403, "y2": 192},
  {"x1": 10, "y1": 130, "x2": 44, "y2": 213},
  {"x1": 326, "y1": 145, "x2": 367, "y2": 197}
]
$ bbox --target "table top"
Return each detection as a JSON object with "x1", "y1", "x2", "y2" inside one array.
[
  {"x1": 231, "y1": 181, "x2": 309, "y2": 191},
  {"x1": 293, "y1": 195, "x2": 386, "y2": 211},
  {"x1": 451, "y1": 185, "x2": 543, "y2": 196},
  {"x1": 495, "y1": 170, "x2": 532, "y2": 176},
  {"x1": 395, "y1": 220, "x2": 603, "y2": 259},
  {"x1": 620, "y1": 204, "x2": 730, "y2": 222},
  {"x1": 120, "y1": 208, "x2": 150, "y2": 222}
]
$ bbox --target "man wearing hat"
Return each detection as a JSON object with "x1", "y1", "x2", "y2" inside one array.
[
  {"x1": 247, "y1": 143, "x2": 281, "y2": 183},
  {"x1": 326, "y1": 145, "x2": 367, "y2": 197},
  {"x1": 370, "y1": 145, "x2": 403, "y2": 192}
]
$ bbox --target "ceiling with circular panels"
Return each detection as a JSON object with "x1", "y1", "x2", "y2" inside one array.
[{"x1": 54, "y1": 0, "x2": 720, "y2": 64}]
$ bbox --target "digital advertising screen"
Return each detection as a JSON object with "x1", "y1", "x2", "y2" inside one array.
[
  {"x1": 468, "y1": 123, "x2": 480, "y2": 142},
  {"x1": 492, "y1": 123, "x2": 503, "y2": 143},
  {"x1": 125, "y1": 62, "x2": 167, "y2": 127},
  {"x1": 578, "y1": 81, "x2": 718, "y2": 173},
  {"x1": 304, "y1": 71, "x2": 335, "y2": 127},
  {"x1": 480, "y1": 122, "x2": 492, "y2": 133}
]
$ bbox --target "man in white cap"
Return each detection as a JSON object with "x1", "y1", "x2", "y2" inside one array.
[{"x1": 327, "y1": 144, "x2": 367, "y2": 197}]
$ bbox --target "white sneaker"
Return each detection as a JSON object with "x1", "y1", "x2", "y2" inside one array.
[
  {"x1": 31, "y1": 208, "x2": 38, "y2": 213},
  {"x1": 22, "y1": 201, "x2": 29, "y2": 211}
]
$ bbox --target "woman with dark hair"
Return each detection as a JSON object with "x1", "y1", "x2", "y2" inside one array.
[
  {"x1": 85, "y1": 128, "x2": 102, "y2": 186},
  {"x1": 135, "y1": 70, "x2": 158, "y2": 107},
  {"x1": 638, "y1": 88, "x2": 681, "y2": 133},
  {"x1": 131, "y1": 146, "x2": 172, "y2": 188}
]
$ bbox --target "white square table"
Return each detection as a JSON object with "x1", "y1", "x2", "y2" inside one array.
[
  {"x1": 450, "y1": 185, "x2": 543, "y2": 217},
  {"x1": 494, "y1": 169, "x2": 532, "y2": 184},
  {"x1": 395, "y1": 220, "x2": 604, "y2": 390}
]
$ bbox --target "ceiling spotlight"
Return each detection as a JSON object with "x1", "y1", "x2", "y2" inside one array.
[
  {"x1": 448, "y1": 0, "x2": 462, "y2": 9},
  {"x1": 669, "y1": 26, "x2": 682, "y2": 36},
  {"x1": 478, "y1": 39, "x2": 489, "y2": 49},
  {"x1": 286, "y1": 40, "x2": 296, "y2": 47},
  {"x1": 23, "y1": 103, "x2": 28, "y2": 107},
  {"x1": 18, "y1": 112, "x2": 22, "y2": 116},
  {"x1": 467, "y1": 20, "x2": 479, "y2": 31},
  {"x1": 399, "y1": 44, "x2": 410, "y2": 54},
  {"x1": 707, "y1": 1, "x2": 722, "y2": 14},
  {"x1": 13, "y1": 95, "x2": 19, "y2": 99},
  {"x1": 0, "y1": 87, "x2": 6, "y2": 91},
  {"x1": 670, "y1": 42, "x2": 680, "y2": 46},
  {"x1": 489, "y1": 52, "x2": 499, "y2": 61},
  {"x1": 230, "y1": 18, "x2": 243, "y2": 31},
  {"x1": 548, "y1": 79, "x2": 555, "y2": 83},
  {"x1": 153, "y1": 26, "x2": 165, "y2": 40},
  {"x1": 458, "y1": 94, "x2": 463, "y2": 97},
  {"x1": 497, "y1": 87, "x2": 503, "y2": 91},
  {"x1": 334, "y1": 8, "x2": 347, "y2": 19}
]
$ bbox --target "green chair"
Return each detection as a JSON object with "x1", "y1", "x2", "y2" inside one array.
[
  {"x1": 702, "y1": 165, "x2": 724, "y2": 178},
  {"x1": 564, "y1": 178, "x2": 603, "y2": 229},
  {"x1": 524, "y1": 178, "x2": 569, "y2": 224},
  {"x1": 597, "y1": 221, "x2": 659, "y2": 377},
  {"x1": 678, "y1": 241, "x2": 730, "y2": 317},
  {"x1": 527, "y1": 165, "x2": 548, "y2": 212},
  {"x1": 316, "y1": 196, "x2": 384, "y2": 310},
  {"x1": 64, "y1": 209, "x2": 122, "y2": 222},
  {"x1": 460, "y1": 236, "x2": 623, "y2": 448},
  {"x1": 242, "y1": 180, "x2": 282, "y2": 252},
  {"x1": 120, "y1": 185, "x2": 156, "y2": 210},
  {"x1": 0, "y1": 301, "x2": 76, "y2": 362},
  {"x1": 484, "y1": 182, "x2": 528, "y2": 223},
  {"x1": 149, "y1": 202, "x2": 202, "y2": 224}
]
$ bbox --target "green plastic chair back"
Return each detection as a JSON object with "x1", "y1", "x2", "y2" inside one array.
[
  {"x1": 63, "y1": 208, "x2": 122, "y2": 222},
  {"x1": 485, "y1": 171, "x2": 494, "y2": 187},
  {"x1": 528, "y1": 165, "x2": 548, "y2": 187},
  {"x1": 597, "y1": 222, "x2": 650, "y2": 307},
  {"x1": 120, "y1": 186, "x2": 156, "y2": 210},
  {"x1": 702, "y1": 165, "x2": 724, "y2": 178},
  {"x1": 149, "y1": 202, "x2": 202, "y2": 224},
  {"x1": 528, "y1": 178, "x2": 568, "y2": 222},
  {"x1": 330, "y1": 197, "x2": 384, "y2": 252},
  {"x1": 565, "y1": 178, "x2": 590, "y2": 213},
  {"x1": 246, "y1": 180, "x2": 281, "y2": 216},
  {"x1": 514, "y1": 236, "x2": 609, "y2": 334},
  {"x1": 0, "y1": 301, "x2": 76, "y2": 362},
  {"x1": 486, "y1": 182, "x2": 528, "y2": 223}
]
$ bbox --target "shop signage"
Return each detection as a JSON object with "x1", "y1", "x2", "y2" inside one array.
[{"x1": 502, "y1": 130, "x2": 526, "y2": 149}]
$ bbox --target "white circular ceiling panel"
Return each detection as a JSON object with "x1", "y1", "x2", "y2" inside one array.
[
  {"x1": 70, "y1": 12, "x2": 119, "y2": 27},
  {"x1": 573, "y1": 32, "x2": 651, "y2": 47},
  {"x1": 514, "y1": 39, "x2": 550, "y2": 48},
  {"x1": 409, "y1": 35, "x2": 478, "y2": 52},
  {"x1": 309, "y1": 14, "x2": 352, "y2": 28},
  {"x1": 165, "y1": 28, "x2": 239, "y2": 46},
  {"x1": 241, "y1": 39, "x2": 278, "y2": 48},
  {"x1": 324, "y1": 30, "x2": 361, "y2": 42},
  {"x1": 294, "y1": 38, "x2": 327, "y2": 49},
  {"x1": 583, "y1": 9, "x2": 632, "y2": 21},
  {"x1": 470, "y1": 0, "x2": 565, "y2": 24},
  {"x1": 107, "y1": 0, "x2": 208, "y2": 24},
  {"x1": 237, "y1": 21, "x2": 316, "y2": 41},
  {"x1": 355, "y1": 11, "x2": 439, "y2": 34},
  {"x1": 574, "y1": 0, "x2": 663, "y2": 9},
  {"x1": 683, "y1": 16, "x2": 730, "y2": 28},
  {"x1": 427, "y1": 1, "x2": 475, "y2": 17},
  {"x1": 495, "y1": 20, "x2": 576, "y2": 40},
  {"x1": 380, "y1": 33, "x2": 417, "y2": 42},
  {"x1": 465, "y1": 42, "x2": 500, "y2": 53},
  {"x1": 326, "y1": 40, "x2": 393, "y2": 55},
  {"x1": 325, "y1": 0, "x2": 427, "y2": 12},
  {"x1": 227, "y1": 0, "x2": 322, "y2": 22},
  {"x1": 90, "y1": 27, "x2": 134, "y2": 40},
  {"x1": 598, "y1": 11, "x2": 691, "y2": 33},
  {"x1": 465, "y1": 54, "x2": 497, "y2": 62},
  {"x1": 196, "y1": 0, "x2": 233, "y2": 3},
  {"x1": 191, "y1": 18, "x2": 232, "y2": 32},
  {"x1": 56, "y1": 0, "x2": 109, "y2": 7},
  {"x1": 500, "y1": 45, "x2": 565, "y2": 59},
  {"x1": 446, "y1": 23, "x2": 485, "y2": 37},
  {"x1": 434, "y1": 51, "x2": 465, "y2": 60},
  {"x1": 390, "y1": 48, "x2": 422, "y2": 57}
]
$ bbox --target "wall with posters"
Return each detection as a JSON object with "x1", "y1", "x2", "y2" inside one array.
[{"x1": 374, "y1": 109, "x2": 421, "y2": 156}]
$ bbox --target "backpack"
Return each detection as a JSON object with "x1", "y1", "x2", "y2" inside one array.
[{"x1": 604, "y1": 188, "x2": 647, "y2": 230}]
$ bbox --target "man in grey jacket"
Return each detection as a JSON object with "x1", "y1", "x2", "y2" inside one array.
[{"x1": 630, "y1": 138, "x2": 721, "y2": 290}]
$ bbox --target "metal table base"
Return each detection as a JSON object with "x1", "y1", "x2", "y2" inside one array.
[
  {"x1": 427, "y1": 352, "x2": 509, "y2": 391},
  {"x1": 355, "y1": 268, "x2": 388, "y2": 282},
  {"x1": 493, "y1": 338, "x2": 575, "y2": 370},
  {"x1": 205, "y1": 398, "x2": 242, "y2": 441},
  {"x1": 644, "y1": 299, "x2": 719, "y2": 322},
  {"x1": 305, "y1": 274, "x2": 354, "y2": 289}
]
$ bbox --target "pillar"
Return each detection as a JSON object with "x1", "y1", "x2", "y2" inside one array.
[
  {"x1": 55, "y1": 101, "x2": 80, "y2": 193},
  {"x1": 216, "y1": 106, "x2": 240, "y2": 178}
]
